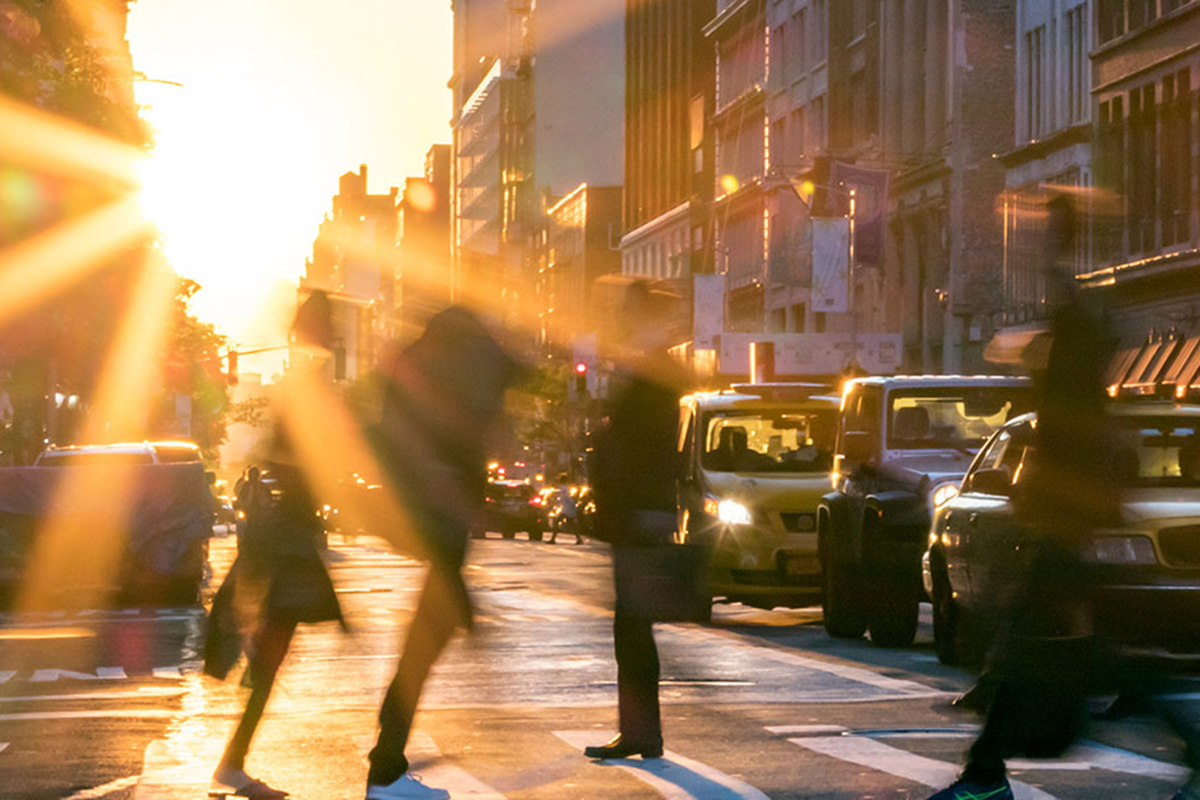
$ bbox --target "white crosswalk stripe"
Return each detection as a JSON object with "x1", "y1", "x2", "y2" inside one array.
[
  {"x1": 787, "y1": 734, "x2": 1056, "y2": 800},
  {"x1": 405, "y1": 732, "x2": 507, "y2": 798},
  {"x1": 775, "y1": 724, "x2": 1190, "y2": 798},
  {"x1": 554, "y1": 730, "x2": 770, "y2": 800}
]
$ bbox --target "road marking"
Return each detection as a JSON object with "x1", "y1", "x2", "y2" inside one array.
[
  {"x1": 0, "y1": 742, "x2": 7, "y2": 754},
  {"x1": 408, "y1": 731, "x2": 506, "y2": 798},
  {"x1": 0, "y1": 710, "x2": 176, "y2": 721},
  {"x1": 0, "y1": 687, "x2": 184, "y2": 703},
  {"x1": 1068, "y1": 742, "x2": 1188, "y2": 782},
  {"x1": 63, "y1": 775, "x2": 141, "y2": 799},
  {"x1": 0, "y1": 671, "x2": 15, "y2": 684},
  {"x1": 788, "y1": 735, "x2": 1056, "y2": 800},
  {"x1": 30, "y1": 666, "x2": 127, "y2": 682},
  {"x1": 554, "y1": 730, "x2": 770, "y2": 800}
]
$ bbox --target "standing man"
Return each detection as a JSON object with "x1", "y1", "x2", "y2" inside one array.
[
  {"x1": 365, "y1": 307, "x2": 518, "y2": 800},
  {"x1": 583, "y1": 281, "x2": 687, "y2": 760}
]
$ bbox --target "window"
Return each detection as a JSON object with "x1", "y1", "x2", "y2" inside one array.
[
  {"x1": 1065, "y1": 6, "x2": 1087, "y2": 125},
  {"x1": 1025, "y1": 25, "x2": 1045, "y2": 140},
  {"x1": 811, "y1": 0, "x2": 827, "y2": 64},
  {"x1": 1129, "y1": 0, "x2": 1157, "y2": 31},
  {"x1": 1098, "y1": 0, "x2": 1124, "y2": 44},
  {"x1": 1130, "y1": 83, "x2": 1158, "y2": 254},
  {"x1": 704, "y1": 410, "x2": 837, "y2": 474},
  {"x1": 791, "y1": 7, "x2": 807, "y2": 79},
  {"x1": 1162, "y1": 70, "x2": 1193, "y2": 247},
  {"x1": 771, "y1": 24, "x2": 786, "y2": 89},
  {"x1": 885, "y1": 387, "x2": 1034, "y2": 450}
]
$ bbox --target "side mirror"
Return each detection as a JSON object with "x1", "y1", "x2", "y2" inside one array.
[
  {"x1": 841, "y1": 431, "x2": 876, "y2": 467},
  {"x1": 968, "y1": 467, "x2": 1012, "y2": 496}
]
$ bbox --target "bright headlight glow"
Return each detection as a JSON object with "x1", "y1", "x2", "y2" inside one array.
[
  {"x1": 931, "y1": 482, "x2": 960, "y2": 509},
  {"x1": 716, "y1": 499, "x2": 753, "y2": 526}
]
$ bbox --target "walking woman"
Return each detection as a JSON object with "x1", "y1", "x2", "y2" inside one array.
[{"x1": 206, "y1": 445, "x2": 343, "y2": 799}]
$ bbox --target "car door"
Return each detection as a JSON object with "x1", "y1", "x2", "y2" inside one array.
[
  {"x1": 939, "y1": 431, "x2": 1007, "y2": 603},
  {"x1": 963, "y1": 422, "x2": 1034, "y2": 613}
]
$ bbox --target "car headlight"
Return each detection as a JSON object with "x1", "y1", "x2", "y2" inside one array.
[
  {"x1": 931, "y1": 482, "x2": 960, "y2": 509},
  {"x1": 704, "y1": 497, "x2": 753, "y2": 526},
  {"x1": 1089, "y1": 535, "x2": 1157, "y2": 565}
]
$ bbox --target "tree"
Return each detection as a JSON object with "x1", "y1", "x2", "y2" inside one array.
[{"x1": 152, "y1": 277, "x2": 231, "y2": 461}]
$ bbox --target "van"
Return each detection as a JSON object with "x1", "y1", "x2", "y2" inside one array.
[{"x1": 677, "y1": 383, "x2": 839, "y2": 608}]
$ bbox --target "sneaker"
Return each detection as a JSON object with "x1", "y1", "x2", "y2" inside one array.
[
  {"x1": 926, "y1": 776, "x2": 1013, "y2": 800},
  {"x1": 365, "y1": 773, "x2": 450, "y2": 800},
  {"x1": 1170, "y1": 783, "x2": 1200, "y2": 800}
]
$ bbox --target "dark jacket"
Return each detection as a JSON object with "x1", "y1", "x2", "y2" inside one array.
[{"x1": 591, "y1": 352, "x2": 684, "y2": 547}]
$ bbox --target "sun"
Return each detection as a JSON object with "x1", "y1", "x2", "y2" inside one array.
[{"x1": 133, "y1": 79, "x2": 314, "y2": 351}]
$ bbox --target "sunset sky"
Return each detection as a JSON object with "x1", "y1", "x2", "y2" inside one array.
[{"x1": 126, "y1": 0, "x2": 452, "y2": 376}]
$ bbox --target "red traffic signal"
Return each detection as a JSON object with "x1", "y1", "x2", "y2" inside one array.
[{"x1": 574, "y1": 361, "x2": 588, "y2": 375}]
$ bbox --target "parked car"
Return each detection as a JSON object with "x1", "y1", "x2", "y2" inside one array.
[
  {"x1": 676, "y1": 383, "x2": 839, "y2": 609},
  {"x1": 819, "y1": 375, "x2": 1034, "y2": 646},
  {"x1": 35, "y1": 440, "x2": 203, "y2": 466},
  {"x1": 925, "y1": 401, "x2": 1200, "y2": 664},
  {"x1": 476, "y1": 479, "x2": 544, "y2": 540}
]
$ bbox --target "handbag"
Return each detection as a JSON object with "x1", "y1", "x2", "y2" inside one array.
[{"x1": 613, "y1": 542, "x2": 711, "y2": 623}]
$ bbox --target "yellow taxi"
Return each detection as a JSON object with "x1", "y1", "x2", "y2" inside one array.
[{"x1": 676, "y1": 383, "x2": 838, "y2": 608}]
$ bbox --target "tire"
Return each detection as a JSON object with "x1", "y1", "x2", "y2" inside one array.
[
  {"x1": 530, "y1": 529, "x2": 545, "y2": 543},
  {"x1": 822, "y1": 553, "x2": 868, "y2": 639},
  {"x1": 931, "y1": 561, "x2": 960, "y2": 665},
  {"x1": 868, "y1": 571, "x2": 920, "y2": 648}
]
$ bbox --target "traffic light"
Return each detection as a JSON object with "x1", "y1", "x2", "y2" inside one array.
[
  {"x1": 226, "y1": 350, "x2": 238, "y2": 386},
  {"x1": 574, "y1": 361, "x2": 588, "y2": 398}
]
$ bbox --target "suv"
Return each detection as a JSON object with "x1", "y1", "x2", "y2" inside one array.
[
  {"x1": 477, "y1": 479, "x2": 544, "y2": 540},
  {"x1": 677, "y1": 383, "x2": 839, "y2": 608},
  {"x1": 819, "y1": 376, "x2": 1033, "y2": 646},
  {"x1": 35, "y1": 440, "x2": 202, "y2": 466}
]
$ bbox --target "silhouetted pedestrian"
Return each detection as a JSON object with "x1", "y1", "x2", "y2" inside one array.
[
  {"x1": 206, "y1": 439, "x2": 343, "y2": 800},
  {"x1": 583, "y1": 282, "x2": 687, "y2": 761},
  {"x1": 364, "y1": 306, "x2": 518, "y2": 800},
  {"x1": 926, "y1": 194, "x2": 1122, "y2": 800}
]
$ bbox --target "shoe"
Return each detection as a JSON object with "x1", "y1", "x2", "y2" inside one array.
[
  {"x1": 208, "y1": 777, "x2": 289, "y2": 799},
  {"x1": 925, "y1": 776, "x2": 1013, "y2": 800},
  {"x1": 583, "y1": 734, "x2": 663, "y2": 759},
  {"x1": 365, "y1": 773, "x2": 451, "y2": 800}
]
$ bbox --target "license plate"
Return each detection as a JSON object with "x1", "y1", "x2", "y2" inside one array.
[{"x1": 781, "y1": 554, "x2": 820, "y2": 576}]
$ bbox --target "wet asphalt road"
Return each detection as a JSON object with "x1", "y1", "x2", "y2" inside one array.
[{"x1": 0, "y1": 528, "x2": 1196, "y2": 800}]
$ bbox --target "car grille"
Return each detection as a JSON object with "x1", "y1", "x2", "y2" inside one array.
[
  {"x1": 780, "y1": 512, "x2": 817, "y2": 533},
  {"x1": 1158, "y1": 525, "x2": 1200, "y2": 567}
]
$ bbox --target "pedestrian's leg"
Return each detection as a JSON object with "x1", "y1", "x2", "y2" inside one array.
[
  {"x1": 614, "y1": 611, "x2": 661, "y2": 748},
  {"x1": 368, "y1": 567, "x2": 464, "y2": 785},
  {"x1": 216, "y1": 620, "x2": 295, "y2": 774}
]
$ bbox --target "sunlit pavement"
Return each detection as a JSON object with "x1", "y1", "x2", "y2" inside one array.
[{"x1": 0, "y1": 529, "x2": 1197, "y2": 799}]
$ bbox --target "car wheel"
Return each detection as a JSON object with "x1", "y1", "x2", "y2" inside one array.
[
  {"x1": 822, "y1": 553, "x2": 868, "y2": 639},
  {"x1": 530, "y1": 529, "x2": 545, "y2": 543},
  {"x1": 868, "y1": 570, "x2": 920, "y2": 648},
  {"x1": 931, "y1": 562, "x2": 960, "y2": 665}
]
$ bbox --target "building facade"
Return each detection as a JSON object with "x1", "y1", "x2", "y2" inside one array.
[
  {"x1": 535, "y1": 184, "x2": 623, "y2": 352},
  {"x1": 1085, "y1": 0, "x2": 1200, "y2": 344},
  {"x1": 297, "y1": 165, "x2": 400, "y2": 382},
  {"x1": 1000, "y1": 0, "x2": 1094, "y2": 328},
  {"x1": 398, "y1": 145, "x2": 453, "y2": 342},
  {"x1": 621, "y1": 0, "x2": 716, "y2": 309},
  {"x1": 449, "y1": 0, "x2": 624, "y2": 336}
]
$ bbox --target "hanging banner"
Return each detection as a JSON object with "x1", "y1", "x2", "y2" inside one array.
[
  {"x1": 811, "y1": 217, "x2": 849, "y2": 313},
  {"x1": 830, "y1": 161, "x2": 890, "y2": 264}
]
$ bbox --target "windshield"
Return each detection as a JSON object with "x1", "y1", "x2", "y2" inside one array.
[
  {"x1": 887, "y1": 387, "x2": 1032, "y2": 451},
  {"x1": 1113, "y1": 416, "x2": 1200, "y2": 488},
  {"x1": 702, "y1": 410, "x2": 836, "y2": 473}
]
